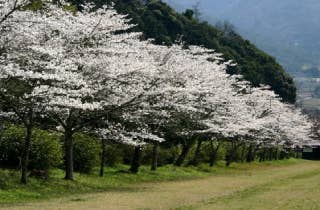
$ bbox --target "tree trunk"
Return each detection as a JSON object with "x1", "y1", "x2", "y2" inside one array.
[
  {"x1": 246, "y1": 144, "x2": 254, "y2": 162},
  {"x1": 240, "y1": 144, "x2": 247, "y2": 162},
  {"x1": 99, "y1": 139, "x2": 107, "y2": 177},
  {"x1": 253, "y1": 145, "x2": 259, "y2": 161},
  {"x1": 274, "y1": 147, "x2": 279, "y2": 160},
  {"x1": 151, "y1": 142, "x2": 159, "y2": 171},
  {"x1": 259, "y1": 153, "x2": 263, "y2": 162},
  {"x1": 64, "y1": 129, "x2": 74, "y2": 180},
  {"x1": 209, "y1": 141, "x2": 221, "y2": 167},
  {"x1": 226, "y1": 154, "x2": 232, "y2": 167},
  {"x1": 174, "y1": 143, "x2": 192, "y2": 167},
  {"x1": 190, "y1": 139, "x2": 202, "y2": 166},
  {"x1": 226, "y1": 140, "x2": 240, "y2": 167},
  {"x1": 233, "y1": 142, "x2": 241, "y2": 163},
  {"x1": 20, "y1": 124, "x2": 32, "y2": 184},
  {"x1": 130, "y1": 146, "x2": 141, "y2": 173},
  {"x1": 262, "y1": 149, "x2": 267, "y2": 161},
  {"x1": 259, "y1": 148, "x2": 266, "y2": 162}
]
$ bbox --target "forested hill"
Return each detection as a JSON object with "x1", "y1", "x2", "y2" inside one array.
[{"x1": 71, "y1": 0, "x2": 296, "y2": 103}]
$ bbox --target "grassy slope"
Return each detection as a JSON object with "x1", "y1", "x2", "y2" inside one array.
[{"x1": 0, "y1": 159, "x2": 317, "y2": 208}]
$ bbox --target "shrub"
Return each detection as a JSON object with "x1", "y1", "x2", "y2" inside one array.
[
  {"x1": 121, "y1": 144, "x2": 135, "y2": 165},
  {"x1": 0, "y1": 125, "x2": 23, "y2": 168},
  {"x1": 0, "y1": 170, "x2": 11, "y2": 189},
  {"x1": 73, "y1": 133, "x2": 100, "y2": 174},
  {"x1": 29, "y1": 129, "x2": 63, "y2": 172},
  {"x1": 0, "y1": 125, "x2": 63, "y2": 175},
  {"x1": 141, "y1": 145, "x2": 180, "y2": 166},
  {"x1": 104, "y1": 143, "x2": 124, "y2": 166}
]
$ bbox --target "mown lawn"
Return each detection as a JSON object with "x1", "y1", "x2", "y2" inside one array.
[{"x1": 0, "y1": 159, "x2": 318, "y2": 210}]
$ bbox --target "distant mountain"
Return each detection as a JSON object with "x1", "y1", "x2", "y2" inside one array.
[{"x1": 164, "y1": 0, "x2": 320, "y2": 78}]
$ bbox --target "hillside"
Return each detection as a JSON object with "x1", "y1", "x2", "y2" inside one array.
[{"x1": 71, "y1": 0, "x2": 296, "y2": 103}]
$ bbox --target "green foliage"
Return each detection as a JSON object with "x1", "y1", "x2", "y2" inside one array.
[
  {"x1": 102, "y1": 143, "x2": 125, "y2": 166},
  {"x1": 0, "y1": 125, "x2": 22, "y2": 167},
  {"x1": 186, "y1": 141, "x2": 226, "y2": 164},
  {"x1": 72, "y1": 0, "x2": 296, "y2": 103},
  {"x1": 0, "y1": 125, "x2": 63, "y2": 172},
  {"x1": 142, "y1": 144, "x2": 180, "y2": 166},
  {"x1": 29, "y1": 129, "x2": 63, "y2": 172},
  {"x1": 23, "y1": 0, "x2": 43, "y2": 10},
  {"x1": 0, "y1": 78, "x2": 32, "y2": 99},
  {"x1": 0, "y1": 169, "x2": 12, "y2": 189},
  {"x1": 73, "y1": 133, "x2": 100, "y2": 174},
  {"x1": 63, "y1": 4, "x2": 78, "y2": 13}
]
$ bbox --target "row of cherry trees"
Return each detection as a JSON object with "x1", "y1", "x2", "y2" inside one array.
[{"x1": 0, "y1": 0, "x2": 313, "y2": 184}]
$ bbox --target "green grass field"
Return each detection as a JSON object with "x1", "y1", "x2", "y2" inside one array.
[
  {"x1": 0, "y1": 164, "x2": 214, "y2": 204},
  {"x1": 1, "y1": 159, "x2": 320, "y2": 210}
]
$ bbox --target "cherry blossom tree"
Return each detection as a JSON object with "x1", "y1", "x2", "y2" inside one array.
[
  {"x1": 0, "y1": 0, "x2": 314, "y2": 182},
  {"x1": 199, "y1": 83, "x2": 313, "y2": 164},
  {"x1": 0, "y1": 2, "x2": 182, "y2": 180},
  {"x1": 0, "y1": 1, "x2": 81, "y2": 183},
  {"x1": 0, "y1": 2, "x2": 114, "y2": 181},
  {"x1": 163, "y1": 46, "x2": 240, "y2": 165}
]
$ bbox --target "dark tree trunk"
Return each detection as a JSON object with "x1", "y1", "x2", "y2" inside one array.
[
  {"x1": 240, "y1": 144, "x2": 247, "y2": 162},
  {"x1": 295, "y1": 148, "x2": 300, "y2": 159},
  {"x1": 20, "y1": 124, "x2": 33, "y2": 184},
  {"x1": 268, "y1": 148, "x2": 273, "y2": 161},
  {"x1": 261, "y1": 149, "x2": 265, "y2": 162},
  {"x1": 225, "y1": 140, "x2": 240, "y2": 167},
  {"x1": 174, "y1": 143, "x2": 192, "y2": 167},
  {"x1": 262, "y1": 149, "x2": 267, "y2": 161},
  {"x1": 274, "y1": 147, "x2": 279, "y2": 160},
  {"x1": 99, "y1": 139, "x2": 107, "y2": 177},
  {"x1": 233, "y1": 143, "x2": 241, "y2": 163},
  {"x1": 265, "y1": 149, "x2": 269, "y2": 161},
  {"x1": 151, "y1": 142, "x2": 159, "y2": 171},
  {"x1": 64, "y1": 128, "x2": 74, "y2": 180},
  {"x1": 259, "y1": 150, "x2": 264, "y2": 162},
  {"x1": 225, "y1": 146, "x2": 232, "y2": 167},
  {"x1": 253, "y1": 145, "x2": 259, "y2": 161},
  {"x1": 189, "y1": 139, "x2": 202, "y2": 166},
  {"x1": 209, "y1": 141, "x2": 221, "y2": 167},
  {"x1": 246, "y1": 144, "x2": 254, "y2": 163},
  {"x1": 226, "y1": 155, "x2": 232, "y2": 167},
  {"x1": 130, "y1": 146, "x2": 141, "y2": 173},
  {"x1": 209, "y1": 155, "x2": 216, "y2": 167}
]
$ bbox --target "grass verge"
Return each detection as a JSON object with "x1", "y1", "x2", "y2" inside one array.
[{"x1": 0, "y1": 158, "x2": 304, "y2": 205}]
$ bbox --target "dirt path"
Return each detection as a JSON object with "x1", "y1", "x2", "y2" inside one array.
[{"x1": 3, "y1": 161, "x2": 320, "y2": 210}]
